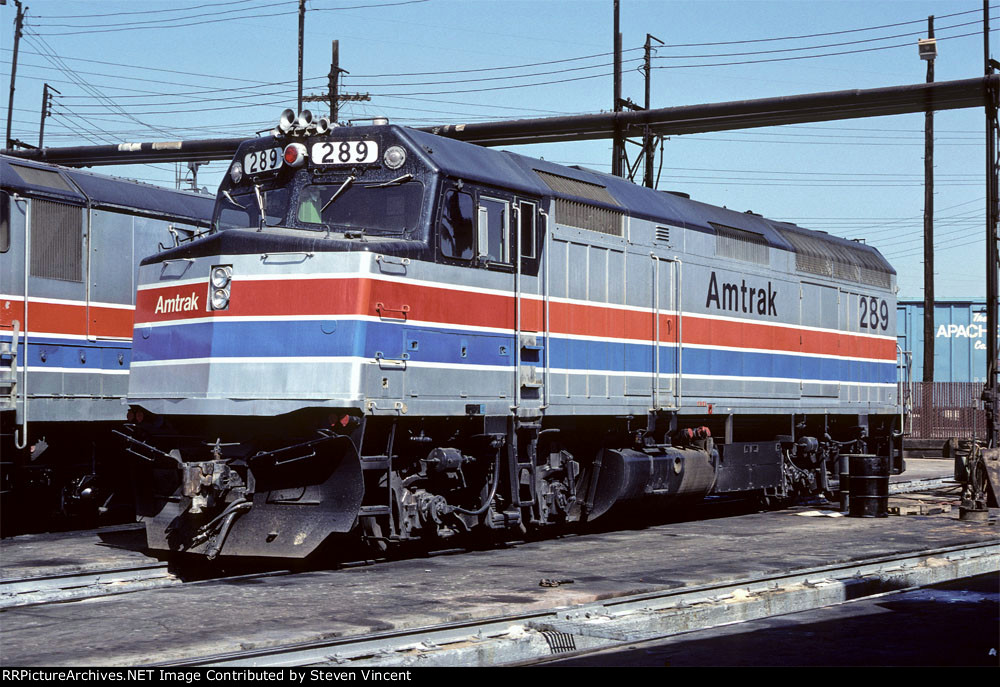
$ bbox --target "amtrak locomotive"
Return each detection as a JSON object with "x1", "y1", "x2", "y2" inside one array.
[
  {"x1": 122, "y1": 110, "x2": 904, "y2": 559},
  {"x1": 1, "y1": 156, "x2": 214, "y2": 532}
]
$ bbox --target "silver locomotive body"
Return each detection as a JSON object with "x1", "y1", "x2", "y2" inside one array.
[
  {"x1": 1, "y1": 155, "x2": 214, "y2": 531},
  {"x1": 123, "y1": 121, "x2": 901, "y2": 559}
]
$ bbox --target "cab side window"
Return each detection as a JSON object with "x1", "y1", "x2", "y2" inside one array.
[
  {"x1": 0, "y1": 191, "x2": 9, "y2": 253},
  {"x1": 478, "y1": 197, "x2": 509, "y2": 263},
  {"x1": 440, "y1": 189, "x2": 475, "y2": 260}
]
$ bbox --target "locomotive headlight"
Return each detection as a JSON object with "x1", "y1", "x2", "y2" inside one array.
[
  {"x1": 283, "y1": 142, "x2": 307, "y2": 167},
  {"x1": 210, "y1": 265, "x2": 232, "y2": 289},
  {"x1": 383, "y1": 145, "x2": 406, "y2": 170},
  {"x1": 209, "y1": 264, "x2": 232, "y2": 311},
  {"x1": 211, "y1": 289, "x2": 230, "y2": 311},
  {"x1": 229, "y1": 161, "x2": 243, "y2": 184}
]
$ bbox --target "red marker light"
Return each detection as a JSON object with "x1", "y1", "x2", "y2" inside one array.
[{"x1": 283, "y1": 142, "x2": 306, "y2": 167}]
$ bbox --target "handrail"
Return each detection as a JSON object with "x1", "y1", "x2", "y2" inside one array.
[
  {"x1": 14, "y1": 194, "x2": 29, "y2": 449},
  {"x1": 540, "y1": 208, "x2": 550, "y2": 410}
]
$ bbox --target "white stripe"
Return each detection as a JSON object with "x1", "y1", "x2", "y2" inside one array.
[
  {"x1": 546, "y1": 367, "x2": 895, "y2": 387},
  {"x1": 139, "y1": 270, "x2": 895, "y2": 344},
  {"x1": 130, "y1": 315, "x2": 895, "y2": 364},
  {"x1": 130, "y1": 356, "x2": 514, "y2": 373},
  {"x1": 0, "y1": 294, "x2": 134, "y2": 310},
  {"x1": 132, "y1": 314, "x2": 514, "y2": 336},
  {"x1": 6, "y1": 331, "x2": 131, "y2": 342},
  {"x1": 136, "y1": 276, "x2": 208, "y2": 292},
  {"x1": 16, "y1": 366, "x2": 129, "y2": 375},
  {"x1": 129, "y1": 356, "x2": 890, "y2": 386}
]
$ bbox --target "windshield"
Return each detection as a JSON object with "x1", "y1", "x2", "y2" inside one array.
[
  {"x1": 215, "y1": 188, "x2": 289, "y2": 230},
  {"x1": 297, "y1": 181, "x2": 423, "y2": 235}
]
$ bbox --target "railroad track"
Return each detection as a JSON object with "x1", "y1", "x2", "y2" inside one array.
[
  {"x1": 0, "y1": 476, "x2": 964, "y2": 612},
  {"x1": 0, "y1": 563, "x2": 176, "y2": 609},
  {"x1": 155, "y1": 540, "x2": 999, "y2": 668},
  {"x1": 0, "y1": 563, "x2": 314, "y2": 610}
]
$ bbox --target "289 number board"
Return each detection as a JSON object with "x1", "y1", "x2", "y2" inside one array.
[{"x1": 310, "y1": 141, "x2": 379, "y2": 165}]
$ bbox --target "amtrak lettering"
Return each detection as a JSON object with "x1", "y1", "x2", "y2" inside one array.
[
  {"x1": 705, "y1": 271, "x2": 777, "y2": 316},
  {"x1": 154, "y1": 292, "x2": 201, "y2": 314}
]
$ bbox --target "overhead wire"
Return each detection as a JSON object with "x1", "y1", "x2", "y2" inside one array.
[{"x1": 29, "y1": 0, "x2": 430, "y2": 36}]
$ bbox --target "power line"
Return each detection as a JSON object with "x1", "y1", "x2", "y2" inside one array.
[
  {"x1": 32, "y1": 0, "x2": 262, "y2": 21},
  {"x1": 657, "y1": 5, "x2": 991, "y2": 48},
  {"x1": 653, "y1": 28, "x2": 996, "y2": 71},
  {"x1": 29, "y1": 0, "x2": 429, "y2": 36},
  {"x1": 1, "y1": 47, "x2": 324, "y2": 87},
  {"x1": 652, "y1": 17, "x2": 988, "y2": 61},
  {"x1": 33, "y1": 1, "x2": 291, "y2": 29}
]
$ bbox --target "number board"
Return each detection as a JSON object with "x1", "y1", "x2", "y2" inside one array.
[
  {"x1": 310, "y1": 140, "x2": 379, "y2": 165},
  {"x1": 857, "y1": 293, "x2": 890, "y2": 332},
  {"x1": 244, "y1": 148, "x2": 283, "y2": 174}
]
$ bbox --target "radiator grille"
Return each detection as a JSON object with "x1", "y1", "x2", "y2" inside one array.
[
  {"x1": 712, "y1": 223, "x2": 769, "y2": 264},
  {"x1": 555, "y1": 198, "x2": 624, "y2": 236},
  {"x1": 535, "y1": 169, "x2": 620, "y2": 206},
  {"x1": 30, "y1": 199, "x2": 83, "y2": 282},
  {"x1": 777, "y1": 226, "x2": 892, "y2": 288}
]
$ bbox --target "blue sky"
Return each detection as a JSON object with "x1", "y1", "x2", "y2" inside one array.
[{"x1": 1, "y1": 0, "x2": 993, "y2": 299}]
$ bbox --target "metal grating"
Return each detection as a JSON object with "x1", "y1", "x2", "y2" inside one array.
[
  {"x1": 535, "y1": 169, "x2": 620, "y2": 206},
  {"x1": 655, "y1": 225, "x2": 671, "y2": 243},
  {"x1": 555, "y1": 198, "x2": 624, "y2": 236},
  {"x1": 542, "y1": 631, "x2": 577, "y2": 654},
  {"x1": 777, "y1": 226, "x2": 892, "y2": 288},
  {"x1": 30, "y1": 199, "x2": 83, "y2": 282},
  {"x1": 712, "y1": 223, "x2": 769, "y2": 264}
]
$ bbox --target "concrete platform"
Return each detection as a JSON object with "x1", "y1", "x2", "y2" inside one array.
[
  {"x1": 0, "y1": 459, "x2": 996, "y2": 667},
  {"x1": 546, "y1": 572, "x2": 1000, "y2": 667}
]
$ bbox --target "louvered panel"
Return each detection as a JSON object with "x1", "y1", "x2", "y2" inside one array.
[{"x1": 30, "y1": 199, "x2": 83, "y2": 282}]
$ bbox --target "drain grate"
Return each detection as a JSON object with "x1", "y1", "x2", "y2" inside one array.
[{"x1": 542, "y1": 630, "x2": 577, "y2": 654}]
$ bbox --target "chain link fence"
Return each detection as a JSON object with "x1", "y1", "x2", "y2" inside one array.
[{"x1": 908, "y1": 382, "x2": 986, "y2": 439}]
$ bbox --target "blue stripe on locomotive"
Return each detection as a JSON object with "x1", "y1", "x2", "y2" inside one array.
[
  {"x1": 12, "y1": 336, "x2": 132, "y2": 371},
  {"x1": 132, "y1": 319, "x2": 894, "y2": 384}
]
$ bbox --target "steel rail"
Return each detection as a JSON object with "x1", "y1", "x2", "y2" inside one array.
[
  {"x1": 154, "y1": 540, "x2": 999, "y2": 668},
  {"x1": 0, "y1": 562, "x2": 308, "y2": 609},
  {"x1": 0, "y1": 562, "x2": 175, "y2": 609}
]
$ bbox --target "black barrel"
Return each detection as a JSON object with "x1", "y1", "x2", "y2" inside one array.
[
  {"x1": 838, "y1": 453, "x2": 850, "y2": 513},
  {"x1": 847, "y1": 454, "x2": 889, "y2": 518}
]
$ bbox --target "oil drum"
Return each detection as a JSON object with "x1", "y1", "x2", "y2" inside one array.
[
  {"x1": 838, "y1": 453, "x2": 850, "y2": 513},
  {"x1": 847, "y1": 454, "x2": 889, "y2": 518}
]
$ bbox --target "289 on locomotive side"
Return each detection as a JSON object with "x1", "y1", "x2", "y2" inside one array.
[{"x1": 121, "y1": 111, "x2": 903, "y2": 559}]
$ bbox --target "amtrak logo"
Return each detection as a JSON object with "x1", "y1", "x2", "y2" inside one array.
[
  {"x1": 705, "y1": 271, "x2": 777, "y2": 317},
  {"x1": 154, "y1": 292, "x2": 201, "y2": 314}
]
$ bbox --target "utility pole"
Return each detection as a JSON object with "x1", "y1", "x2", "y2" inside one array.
[
  {"x1": 6, "y1": 0, "x2": 26, "y2": 149},
  {"x1": 304, "y1": 41, "x2": 369, "y2": 121},
  {"x1": 643, "y1": 33, "x2": 663, "y2": 188},
  {"x1": 984, "y1": 0, "x2": 999, "y2": 447},
  {"x1": 187, "y1": 161, "x2": 206, "y2": 193},
  {"x1": 297, "y1": 0, "x2": 305, "y2": 113},
  {"x1": 612, "y1": 0, "x2": 623, "y2": 177},
  {"x1": 920, "y1": 16, "x2": 936, "y2": 385},
  {"x1": 330, "y1": 40, "x2": 341, "y2": 121},
  {"x1": 37, "y1": 83, "x2": 58, "y2": 148}
]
